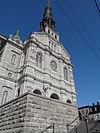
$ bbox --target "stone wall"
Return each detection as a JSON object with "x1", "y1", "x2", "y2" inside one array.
[{"x1": 0, "y1": 93, "x2": 78, "y2": 133}]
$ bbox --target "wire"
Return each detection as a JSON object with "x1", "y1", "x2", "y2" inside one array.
[
  {"x1": 64, "y1": 0, "x2": 100, "y2": 53},
  {"x1": 93, "y1": 0, "x2": 100, "y2": 13},
  {"x1": 53, "y1": 0, "x2": 100, "y2": 62}
]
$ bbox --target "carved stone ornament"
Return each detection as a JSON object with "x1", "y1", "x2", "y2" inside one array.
[
  {"x1": 50, "y1": 60, "x2": 57, "y2": 71},
  {"x1": 8, "y1": 73, "x2": 12, "y2": 78}
]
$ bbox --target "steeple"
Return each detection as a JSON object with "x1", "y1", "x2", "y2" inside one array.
[
  {"x1": 40, "y1": 0, "x2": 55, "y2": 31},
  {"x1": 46, "y1": 0, "x2": 50, "y2": 8},
  {"x1": 13, "y1": 29, "x2": 20, "y2": 41},
  {"x1": 12, "y1": 29, "x2": 22, "y2": 44}
]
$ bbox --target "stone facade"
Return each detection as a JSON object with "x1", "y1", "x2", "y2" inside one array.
[
  {"x1": 0, "y1": 92, "x2": 78, "y2": 133},
  {"x1": 0, "y1": 29, "x2": 77, "y2": 105},
  {"x1": 0, "y1": 0, "x2": 78, "y2": 132}
]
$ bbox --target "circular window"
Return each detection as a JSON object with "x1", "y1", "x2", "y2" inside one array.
[{"x1": 50, "y1": 61, "x2": 57, "y2": 71}]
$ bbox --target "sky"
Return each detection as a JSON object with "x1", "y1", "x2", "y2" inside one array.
[{"x1": 0, "y1": 0, "x2": 100, "y2": 107}]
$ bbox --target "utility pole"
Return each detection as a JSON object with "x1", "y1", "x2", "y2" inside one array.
[{"x1": 85, "y1": 119, "x2": 89, "y2": 133}]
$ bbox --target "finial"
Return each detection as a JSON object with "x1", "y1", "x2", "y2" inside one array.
[{"x1": 46, "y1": 0, "x2": 50, "y2": 8}]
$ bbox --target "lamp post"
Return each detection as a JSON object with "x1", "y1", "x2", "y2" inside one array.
[
  {"x1": 85, "y1": 118, "x2": 88, "y2": 133},
  {"x1": 52, "y1": 123, "x2": 55, "y2": 133}
]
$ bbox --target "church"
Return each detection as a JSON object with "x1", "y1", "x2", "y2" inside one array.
[{"x1": 0, "y1": 0, "x2": 78, "y2": 132}]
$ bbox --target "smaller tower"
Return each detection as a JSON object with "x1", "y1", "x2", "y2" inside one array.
[
  {"x1": 13, "y1": 29, "x2": 22, "y2": 44},
  {"x1": 40, "y1": 0, "x2": 55, "y2": 31}
]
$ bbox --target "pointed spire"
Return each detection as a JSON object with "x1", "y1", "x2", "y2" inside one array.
[
  {"x1": 46, "y1": 0, "x2": 50, "y2": 8},
  {"x1": 40, "y1": 0, "x2": 55, "y2": 31},
  {"x1": 13, "y1": 29, "x2": 20, "y2": 41}
]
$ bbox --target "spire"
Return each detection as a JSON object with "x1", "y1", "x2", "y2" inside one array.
[
  {"x1": 46, "y1": 0, "x2": 50, "y2": 8},
  {"x1": 12, "y1": 29, "x2": 22, "y2": 44},
  {"x1": 13, "y1": 29, "x2": 20, "y2": 41},
  {"x1": 40, "y1": 0, "x2": 55, "y2": 31}
]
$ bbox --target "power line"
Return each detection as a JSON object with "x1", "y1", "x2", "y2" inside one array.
[
  {"x1": 54, "y1": 0, "x2": 100, "y2": 62},
  {"x1": 93, "y1": 0, "x2": 100, "y2": 13},
  {"x1": 64, "y1": 0, "x2": 100, "y2": 53}
]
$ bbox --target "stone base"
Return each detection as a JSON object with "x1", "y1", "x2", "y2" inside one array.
[{"x1": 0, "y1": 93, "x2": 78, "y2": 133}]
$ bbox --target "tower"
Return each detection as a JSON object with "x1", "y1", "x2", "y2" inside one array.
[{"x1": 0, "y1": 0, "x2": 78, "y2": 132}]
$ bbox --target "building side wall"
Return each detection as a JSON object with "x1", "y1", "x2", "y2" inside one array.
[{"x1": 0, "y1": 93, "x2": 78, "y2": 133}]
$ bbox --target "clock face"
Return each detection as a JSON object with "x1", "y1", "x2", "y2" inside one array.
[{"x1": 50, "y1": 60, "x2": 57, "y2": 71}]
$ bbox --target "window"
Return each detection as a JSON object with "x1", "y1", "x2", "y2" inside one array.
[
  {"x1": 64, "y1": 67, "x2": 68, "y2": 81},
  {"x1": 50, "y1": 93, "x2": 59, "y2": 100},
  {"x1": 48, "y1": 30, "x2": 50, "y2": 34},
  {"x1": 0, "y1": 40, "x2": 2, "y2": 44},
  {"x1": 17, "y1": 88, "x2": 20, "y2": 97},
  {"x1": 1, "y1": 91, "x2": 8, "y2": 105},
  {"x1": 36, "y1": 53, "x2": 42, "y2": 68},
  {"x1": 82, "y1": 110, "x2": 84, "y2": 114},
  {"x1": 24, "y1": 52, "x2": 26, "y2": 63},
  {"x1": 55, "y1": 35, "x2": 57, "y2": 39},
  {"x1": 33, "y1": 89, "x2": 42, "y2": 95},
  {"x1": 11, "y1": 54, "x2": 16, "y2": 64},
  {"x1": 67, "y1": 99, "x2": 71, "y2": 104},
  {"x1": 86, "y1": 109, "x2": 88, "y2": 114},
  {"x1": 51, "y1": 43, "x2": 53, "y2": 50},
  {"x1": 54, "y1": 45, "x2": 56, "y2": 51},
  {"x1": 0, "y1": 51, "x2": 3, "y2": 61},
  {"x1": 50, "y1": 60, "x2": 57, "y2": 71}
]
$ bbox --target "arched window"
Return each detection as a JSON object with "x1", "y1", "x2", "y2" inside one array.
[
  {"x1": 64, "y1": 67, "x2": 68, "y2": 81},
  {"x1": 17, "y1": 88, "x2": 20, "y2": 97},
  {"x1": 54, "y1": 45, "x2": 56, "y2": 51},
  {"x1": 48, "y1": 30, "x2": 50, "y2": 34},
  {"x1": 11, "y1": 54, "x2": 16, "y2": 64},
  {"x1": 36, "y1": 53, "x2": 42, "y2": 68},
  {"x1": 67, "y1": 99, "x2": 71, "y2": 104},
  {"x1": 55, "y1": 35, "x2": 57, "y2": 39},
  {"x1": 50, "y1": 93, "x2": 59, "y2": 100},
  {"x1": 1, "y1": 91, "x2": 8, "y2": 105},
  {"x1": 33, "y1": 89, "x2": 42, "y2": 95}
]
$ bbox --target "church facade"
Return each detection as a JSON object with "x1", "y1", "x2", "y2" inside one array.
[{"x1": 0, "y1": 0, "x2": 78, "y2": 132}]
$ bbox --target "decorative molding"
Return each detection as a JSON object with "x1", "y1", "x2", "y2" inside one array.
[{"x1": 2, "y1": 85, "x2": 13, "y2": 90}]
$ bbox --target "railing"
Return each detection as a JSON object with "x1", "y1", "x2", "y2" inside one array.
[
  {"x1": 40, "y1": 116, "x2": 80, "y2": 133},
  {"x1": 40, "y1": 123, "x2": 55, "y2": 133},
  {"x1": 68, "y1": 117, "x2": 89, "y2": 133},
  {"x1": 40, "y1": 117, "x2": 100, "y2": 133},
  {"x1": 66, "y1": 116, "x2": 80, "y2": 133}
]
